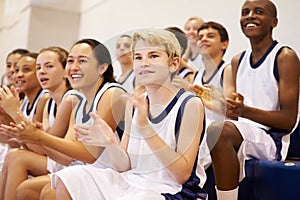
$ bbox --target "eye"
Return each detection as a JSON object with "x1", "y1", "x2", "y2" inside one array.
[
  {"x1": 6, "y1": 64, "x2": 12, "y2": 69},
  {"x1": 22, "y1": 67, "x2": 31, "y2": 73},
  {"x1": 46, "y1": 65, "x2": 53, "y2": 69},
  {"x1": 36, "y1": 66, "x2": 41, "y2": 70},
  {"x1": 255, "y1": 8, "x2": 264, "y2": 15},
  {"x1": 207, "y1": 33, "x2": 216, "y2": 39},
  {"x1": 150, "y1": 54, "x2": 159, "y2": 59},
  {"x1": 124, "y1": 43, "x2": 131, "y2": 49},
  {"x1": 67, "y1": 59, "x2": 74, "y2": 64},
  {"x1": 242, "y1": 8, "x2": 249, "y2": 16},
  {"x1": 134, "y1": 55, "x2": 142, "y2": 60},
  {"x1": 79, "y1": 59, "x2": 87, "y2": 64},
  {"x1": 116, "y1": 44, "x2": 121, "y2": 49}
]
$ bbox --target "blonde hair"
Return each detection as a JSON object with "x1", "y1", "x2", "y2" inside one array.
[{"x1": 132, "y1": 29, "x2": 181, "y2": 61}]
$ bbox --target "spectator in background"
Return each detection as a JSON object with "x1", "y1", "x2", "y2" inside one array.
[{"x1": 183, "y1": 17, "x2": 204, "y2": 70}]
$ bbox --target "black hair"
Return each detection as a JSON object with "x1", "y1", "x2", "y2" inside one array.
[
  {"x1": 198, "y1": 21, "x2": 229, "y2": 54},
  {"x1": 6, "y1": 48, "x2": 29, "y2": 61},
  {"x1": 73, "y1": 39, "x2": 116, "y2": 84},
  {"x1": 165, "y1": 27, "x2": 188, "y2": 56}
]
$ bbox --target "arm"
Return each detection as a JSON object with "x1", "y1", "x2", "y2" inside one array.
[
  {"x1": 132, "y1": 93, "x2": 204, "y2": 184},
  {"x1": 228, "y1": 48, "x2": 299, "y2": 130}
]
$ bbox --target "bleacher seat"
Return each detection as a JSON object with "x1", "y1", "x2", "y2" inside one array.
[{"x1": 203, "y1": 121, "x2": 300, "y2": 200}]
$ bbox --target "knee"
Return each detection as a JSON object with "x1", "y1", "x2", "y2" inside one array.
[
  {"x1": 206, "y1": 121, "x2": 240, "y2": 151},
  {"x1": 40, "y1": 183, "x2": 53, "y2": 200},
  {"x1": 5, "y1": 149, "x2": 25, "y2": 165},
  {"x1": 16, "y1": 180, "x2": 33, "y2": 200}
]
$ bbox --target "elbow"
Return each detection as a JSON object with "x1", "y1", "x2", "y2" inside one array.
[
  {"x1": 286, "y1": 117, "x2": 298, "y2": 132},
  {"x1": 173, "y1": 171, "x2": 192, "y2": 185}
]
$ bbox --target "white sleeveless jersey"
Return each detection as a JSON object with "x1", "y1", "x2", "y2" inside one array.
[
  {"x1": 48, "y1": 89, "x2": 84, "y2": 128},
  {"x1": 46, "y1": 89, "x2": 85, "y2": 173},
  {"x1": 193, "y1": 60, "x2": 228, "y2": 90},
  {"x1": 237, "y1": 42, "x2": 284, "y2": 130},
  {"x1": 117, "y1": 70, "x2": 135, "y2": 94},
  {"x1": 125, "y1": 89, "x2": 196, "y2": 188},
  {"x1": 75, "y1": 82, "x2": 123, "y2": 126},
  {"x1": 188, "y1": 53, "x2": 204, "y2": 71},
  {"x1": 19, "y1": 89, "x2": 47, "y2": 122},
  {"x1": 193, "y1": 60, "x2": 229, "y2": 125},
  {"x1": 177, "y1": 67, "x2": 193, "y2": 79}
]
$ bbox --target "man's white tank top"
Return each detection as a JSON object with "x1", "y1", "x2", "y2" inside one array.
[{"x1": 237, "y1": 41, "x2": 284, "y2": 130}]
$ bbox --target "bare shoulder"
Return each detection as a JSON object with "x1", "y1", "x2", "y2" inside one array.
[
  {"x1": 277, "y1": 47, "x2": 300, "y2": 77},
  {"x1": 184, "y1": 95, "x2": 204, "y2": 114},
  {"x1": 231, "y1": 52, "x2": 244, "y2": 70}
]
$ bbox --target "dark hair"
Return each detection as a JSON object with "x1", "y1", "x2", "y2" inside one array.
[
  {"x1": 165, "y1": 27, "x2": 188, "y2": 56},
  {"x1": 39, "y1": 46, "x2": 71, "y2": 88},
  {"x1": 119, "y1": 34, "x2": 132, "y2": 39},
  {"x1": 198, "y1": 21, "x2": 229, "y2": 54},
  {"x1": 20, "y1": 52, "x2": 39, "y2": 60},
  {"x1": 6, "y1": 48, "x2": 29, "y2": 61},
  {"x1": 73, "y1": 39, "x2": 116, "y2": 84}
]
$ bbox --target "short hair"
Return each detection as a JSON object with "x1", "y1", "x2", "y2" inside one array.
[
  {"x1": 132, "y1": 29, "x2": 181, "y2": 59},
  {"x1": 198, "y1": 21, "x2": 229, "y2": 54},
  {"x1": 267, "y1": 0, "x2": 277, "y2": 17},
  {"x1": 165, "y1": 26, "x2": 188, "y2": 56}
]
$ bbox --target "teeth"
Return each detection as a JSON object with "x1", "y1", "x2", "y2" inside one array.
[
  {"x1": 72, "y1": 74, "x2": 83, "y2": 78},
  {"x1": 16, "y1": 80, "x2": 24, "y2": 84},
  {"x1": 246, "y1": 23, "x2": 257, "y2": 27}
]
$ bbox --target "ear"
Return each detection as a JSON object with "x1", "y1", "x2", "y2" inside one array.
[
  {"x1": 221, "y1": 40, "x2": 229, "y2": 52},
  {"x1": 169, "y1": 56, "x2": 180, "y2": 74},
  {"x1": 272, "y1": 17, "x2": 278, "y2": 28},
  {"x1": 98, "y1": 63, "x2": 109, "y2": 76}
]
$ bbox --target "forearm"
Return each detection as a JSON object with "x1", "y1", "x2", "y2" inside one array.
[
  {"x1": 241, "y1": 105, "x2": 298, "y2": 131},
  {"x1": 97, "y1": 144, "x2": 130, "y2": 172},
  {"x1": 141, "y1": 128, "x2": 193, "y2": 184},
  {"x1": 41, "y1": 145, "x2": 74, "y2": 166},
  {"x1": 37, "y1": 132, "x2": 96, "y2": 163}
]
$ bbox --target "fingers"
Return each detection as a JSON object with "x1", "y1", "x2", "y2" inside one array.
[
  {"x1": 74, "y1": 125, "x2": 90, "y2": 136},
  {"x1": 232, "y1": 92, "x2": 244, "y2": 102}
]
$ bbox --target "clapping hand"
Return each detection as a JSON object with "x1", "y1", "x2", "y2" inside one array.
[{"x1": 75, "y1": 113, "x2": 120, "y2": 147}]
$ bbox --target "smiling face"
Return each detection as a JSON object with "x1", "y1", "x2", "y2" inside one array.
[
  {"x1": 184, "y1": 18, "x2": 203, "y2": 45},
  {"x1": 6, "y1": 53, "x2": 22, "y2": 86},
  {"x1": 133, "y1": 40, "x2": 174, "y2": 86},
  {"x1": 198, "y1": 27, "x2": 228, "y2": 58},
  {"x1": 36, "y1": 50, "x2": 66, "y2": 91},
  {"x1": 116, "y1": 36, "x2": 133, "y2": 64},
  {"x1": 15, "y1": 56, "x2": 40, "y2": 94},
  {"x1": 240, "y1": 0, "x2": 277, "y2": 39},
  {"x1": 65, "y1": 43, "x2": 100, "y2": 91}
]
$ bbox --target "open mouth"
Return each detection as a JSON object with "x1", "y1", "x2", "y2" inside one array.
[
  {"x1": 245, "y1": 22, "x2": 259, "y2": 28},
  {"x1": 139, "y1": 70, "x2": 154, "y2": 75},
  {"x1": 71, "y1": 74, "x2": 84, "y2": 80},
  {"x1": 40, "y1": 78, "x2": 49, "y2": 84}
]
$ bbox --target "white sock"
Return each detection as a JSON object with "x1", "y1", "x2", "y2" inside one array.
[{"x1": 216, "y1": 186, "x2": 238, "y2": 200}]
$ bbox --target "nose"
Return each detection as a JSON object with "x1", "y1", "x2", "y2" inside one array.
[
  {"x1": 247, "y1": 10, "x2": 254, "y2": 18},
  {"x1": 69, "y1": 60, "x2": 80, "y2": 71},
  {"x1": 15, "y1": 70, "x2": 23, "y2": 78},
  {"x1": 38, "y1": 66, "x2": 46, "y2": 74}
]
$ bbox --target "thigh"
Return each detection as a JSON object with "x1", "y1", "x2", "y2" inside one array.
[
  {"x1": 12, "y1": 150, "x2": 48, "y2": 176},
  {"x1": 19, "y1": 175, "x2": 50, "y2": 194}
]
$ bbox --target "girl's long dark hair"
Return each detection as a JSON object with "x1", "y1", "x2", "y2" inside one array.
[{"x1": 73, "y1": 39, "x2": 116, "y2": 84}]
